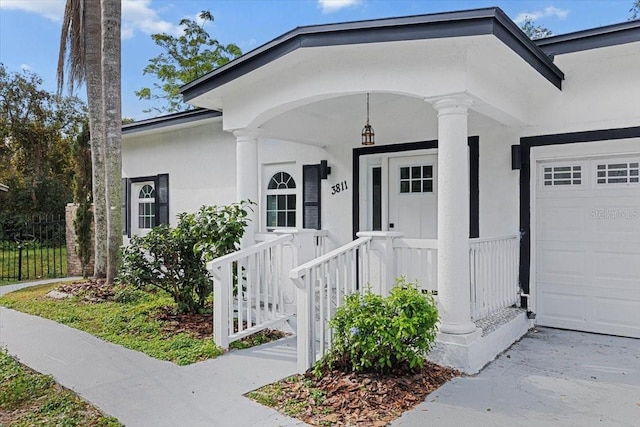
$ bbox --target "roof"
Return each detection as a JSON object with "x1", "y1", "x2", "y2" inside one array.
[
  {"x1": 181, "y1": 7, "x2": 565, "y2": 101},
  {"x1": 122, "y1": 108, "x2": 221, "y2": 135},
  {"x1": 535, "y1": 19, "x2": 640, "y2": 57}
]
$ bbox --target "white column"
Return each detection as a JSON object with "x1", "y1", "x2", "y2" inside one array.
[
  {"x1": 430, "y1": 95, "x2": 477, "y2": 335},
  {"x1": 234, "y1": 129, "x2": 259, "y2": 248}
]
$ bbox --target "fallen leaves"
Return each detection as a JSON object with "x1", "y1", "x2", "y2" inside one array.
[{"x1": 249, "y1": 362, "x2": 460, "y2": 426}]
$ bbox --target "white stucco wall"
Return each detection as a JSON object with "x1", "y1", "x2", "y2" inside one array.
[
  {"x1": 526, "y1": 42, "x2": 640, "y2": 135},
  {"x1": 475, "y1": 124, "x2": 521, "y2": 238},
  {"x1": 122, "y1": 119, "x2": 237, "y2": 227},
  {"x1": 123, "y1": 39, "x2": 638, "y2": 249},
  {"x1": 258, "y1": 138, "x2": 354, "y2": 250}
]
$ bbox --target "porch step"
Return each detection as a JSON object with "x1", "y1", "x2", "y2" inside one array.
[
  {"x1": 474, "y1": 307, "x2": 526, "y2": 337},
  {"x1": 228, "y1": 314, "x2": 293, "y2": 342}
]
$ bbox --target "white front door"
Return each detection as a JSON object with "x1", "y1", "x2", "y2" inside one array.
[{"x1": 388, "y1": 155, "x2": 438, "y2": 238}]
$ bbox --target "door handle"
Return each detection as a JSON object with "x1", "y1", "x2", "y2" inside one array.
[{"x1": 389, "y1": 223, "x2": 394, "y2": 229}]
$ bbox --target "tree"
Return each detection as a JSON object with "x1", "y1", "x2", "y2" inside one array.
[
  {"x1": 0, "y1": 64, "x2": 86, "y2": 223},
  {"x1": 135, "y1": 11, "x2": 242, "y2": 114},
  {"x1": 520, "y1": 17, "x2": 553, "y2": 40},
  {"x1": 58, "y1": 0, "x2": 122, "y2": 284},
  {"x1": 631, "y1": 0, "x2": 640, "y2": 20},
  {"x1": 72, "y1": 122, "x2": 92, "y2": 278}
]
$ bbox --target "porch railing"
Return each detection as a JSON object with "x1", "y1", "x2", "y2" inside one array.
[
  {"x1": 208, "y1": 234, "x2": 294, "y2": 349},
  {"x1": 469, "y1": 235, "x2": 520, "y2": 320},
  {"x1": 290, "y1": 236, "x2": 373, "y2": 371},
  {"x1": 392, "y1": 238, "x2": 438, "y2": 292},
  {"x1": 291, "y1": 232, "x2": 520, "y2": 371},
  {"x1": 255, "y1": 229, "x2": 328, "y2": 259}
]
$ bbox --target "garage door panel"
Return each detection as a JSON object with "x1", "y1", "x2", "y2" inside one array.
[
  {"x1": 536, "y1": 154, "x2": 640, "y2": 339},
  {"x1": 537, "y1": 247, "x2": 586, "y2": 281},
  {"x1": 592, "y1": 296, "x2": 640, "y2": 329},
  {"x1": 594, "y1": 250, "x2": 640, "y2": 283},
  {"x1": 537, "y1": 206, "x2": 586, "y2": 234},
  {"x1": 591, "y1": 209, "x2": 640, "y2": 236},
  {"x1": 538, "y1": 288, "x2": 586, "y2": 322}
]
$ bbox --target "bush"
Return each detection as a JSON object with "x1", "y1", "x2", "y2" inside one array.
[
  {"x1": 119, "y1": 201, "x2": 253, "y2": 313},
  {"x1": 319, "y1": 277, "x2": 438, "y2": 374}
]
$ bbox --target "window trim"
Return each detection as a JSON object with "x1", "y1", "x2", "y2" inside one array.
[
  {"x1": 124, "y1": 174, "x2": 169, "y2": 237},
  {"x1": 136, "y1": 183, "x2": 156, "y2": 230}
]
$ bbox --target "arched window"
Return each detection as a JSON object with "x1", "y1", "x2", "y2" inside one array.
[
  {"x1": 266, "y1": 172, "x2": 296, "y2": 230},
  {"x1": 137, "y1": 183, "x2": 155, "y2": 229}
]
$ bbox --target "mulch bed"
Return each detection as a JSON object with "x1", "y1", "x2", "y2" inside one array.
[
  {"x1": 55, "y1": 279, "x2": 115, "y2": 302},
  {"x1": 249, "y1": 362, "x2": 460, "y2": 426},
  {"x1": 49, "y1": 280, "x2": 288, "y2": 345}
]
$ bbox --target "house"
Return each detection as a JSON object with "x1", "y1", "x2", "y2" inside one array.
[{"x1": 122, "y1": 7, "x2": 640, "y2": 373}]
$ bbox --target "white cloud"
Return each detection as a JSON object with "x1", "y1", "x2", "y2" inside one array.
[
  {"x1": 0, "y1": 0, "x2": 65, "y2": 22},
  {"x1": 20, "y1": 64, "x2": 32, "y2": 72},
  {"x1": 514, "y1": 6, "x2": 569, "y2": 24},
  {"x1": 0, "y1": 0, "x2": 181, "y2": 39},
  {"x1": 318, "y1": 0, "x2": 362, "y2": 14},
  {"x1": 122, "y1": 0, "x2": 181, "y2": 39}
]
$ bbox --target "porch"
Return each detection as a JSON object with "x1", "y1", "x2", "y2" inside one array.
[{"x1": 207, "y1": 230, "x2": 528, "y2": 374}]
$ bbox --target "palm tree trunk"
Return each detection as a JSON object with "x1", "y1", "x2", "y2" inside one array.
[
  {"x1": 101, "y1": 0, "x2": 122, "y2": 284},
  {"x1": 84, "y1": 0, "x2": 107, "y2": 279}
]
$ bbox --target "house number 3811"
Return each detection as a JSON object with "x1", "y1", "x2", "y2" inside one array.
[{"x1": 331, "y1": 180, "x2": 348, "y2": 195}]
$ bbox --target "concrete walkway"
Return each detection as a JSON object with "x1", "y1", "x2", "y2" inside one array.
[
  {"x1": 392, "y1": 327, "x2": 640, "y2": 427},
  {"x1": 2, "y1": 280, "x2": 639, "y2": 426},
  {"x1": 0, "y1": 279, "x2": 304, "y2": 426}
]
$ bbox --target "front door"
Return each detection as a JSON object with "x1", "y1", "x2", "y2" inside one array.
[{"x1": 388, "y1": 155, "x2": 438, "y2": 238}]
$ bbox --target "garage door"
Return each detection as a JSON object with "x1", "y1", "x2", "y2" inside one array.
[{"x1": 536, "y1": 155, "x2": 640, "y2": 338}]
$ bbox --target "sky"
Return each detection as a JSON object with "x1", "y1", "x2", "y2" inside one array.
[{"x1": 0, "y1": 0, "x2": 636, "y2": 121}]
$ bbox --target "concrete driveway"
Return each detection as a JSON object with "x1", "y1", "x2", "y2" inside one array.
[{"x1": 392, "y1": 327, "x2": 640, "y2": 426}]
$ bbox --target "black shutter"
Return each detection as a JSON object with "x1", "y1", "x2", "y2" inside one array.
[
  {"x1": 468, "y1": 137, "x2": 479, "y2": 239},
  {"x1": 156, "y1": 174, "x2": 169, "y2": 226},
  {"x1": 122, "y1": 178, "x2": 130, "y2": 236},
  {"x1": 303, "y1": 164, "x2": 321, "y2": 230}
]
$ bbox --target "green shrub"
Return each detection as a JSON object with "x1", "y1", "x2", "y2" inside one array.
[
  {"x1": 319, "y1": 277, "x2": 438, "y2": 374},
  {"x1": 119, "y1": 201, "x2": 253, "y2": 314}
]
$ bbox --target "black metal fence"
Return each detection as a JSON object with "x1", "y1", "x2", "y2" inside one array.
[{"x1": 0, "y1": 214, "x2": 67, "y2": 282}]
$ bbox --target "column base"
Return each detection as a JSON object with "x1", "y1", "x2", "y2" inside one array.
[
  {"x1": 429, "y1": 310, "x2": 531, "y2": 374},
  {"x1": 439, "y1": 321, "x2": 478, "y2": 335}
]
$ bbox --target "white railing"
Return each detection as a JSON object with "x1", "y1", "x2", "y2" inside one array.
[
  {"x1": 255, "y1": 229, "x2": 328, "y2": 258},
  {"x1": 207, "y1": 234, "x2": 294, "y2": 349},
  {"x1": 392, "y1": 238, "x2": 438, "y2": 292},
  {"x1": 290, "y1": 232, "x2": 521, "y2": 371},
  {"x1": 290, "y1": 236, "x2": 373, "y2": 371},
  {"x1": 469, "y1": 235, "x2": 520, "y2": 320}
]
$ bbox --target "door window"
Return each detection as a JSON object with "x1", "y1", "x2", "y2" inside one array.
[{"x1": 399, "y1": 165, "x2": 433, "y2": 193}]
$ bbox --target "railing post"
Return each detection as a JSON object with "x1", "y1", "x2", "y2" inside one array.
[
  {"x1": 275, "y1": 229, "x2": 317, "y2": 266},
  {"x1": 356, "y1": 231, "x2": 404, "y2": 295},
  {"x1": 213, "y1": 266, "x2": 230, "y2": 349},
  {"x1": 294, "y1": 276, "x2": 313, "y2": 372}
]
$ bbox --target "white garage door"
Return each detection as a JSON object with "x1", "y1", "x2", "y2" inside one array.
[{"x1": 536, "y1": 155, "x2": 640, "y2": 338}]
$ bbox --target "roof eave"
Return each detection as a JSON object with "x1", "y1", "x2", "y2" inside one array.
[
  {"x1": 122, "y1": 108, "x2": 222, "y2": 136},
  {"x1": 535, "y1": 19, "x2": 640, "y2": 56},
  {"x1": 180, "y1": 7, "x2": 564, "y2": 103}
]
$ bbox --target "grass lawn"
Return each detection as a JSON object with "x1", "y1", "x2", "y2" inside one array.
[
  {"x1": 0, "y1": 283, "x2": 224, "y2": 365},
  {"x1": 0, "y1": 246, "x2": 67, "y2": 284},
  {"x1": 0, "y1": 349, "x2": 122, "y2": 426}
]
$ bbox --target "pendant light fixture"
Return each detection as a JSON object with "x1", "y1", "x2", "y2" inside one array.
[{"x1": 361, "y1": 93, "x2": 375, "y2": 146}]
